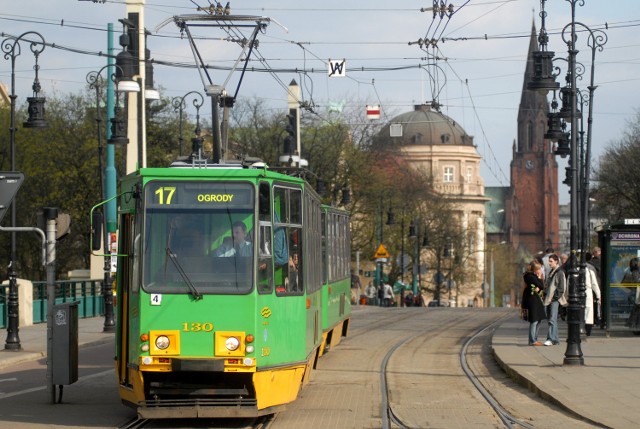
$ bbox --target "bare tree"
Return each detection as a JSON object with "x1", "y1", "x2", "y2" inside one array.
[{"x1": 592, "y1": 109, "x2": 640, "y2": 220}]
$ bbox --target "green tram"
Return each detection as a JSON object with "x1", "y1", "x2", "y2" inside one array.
[{"x1": 108, "y1": 159, "x2": 351, "y2": 418}]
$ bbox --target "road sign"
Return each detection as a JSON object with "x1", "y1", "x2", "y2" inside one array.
[
  {"x1": 366, "y1": 104, "x2": 380, "y2": 120},
  {"x1": 374, "y1": 243, "x2": 390, "y2": 259},
  {"x1": 0, "y1": 172, "x2": 24, "y2": 223}
]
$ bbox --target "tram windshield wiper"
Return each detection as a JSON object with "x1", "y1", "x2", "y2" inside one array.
[{"x1": 165, "y1": 247, "x2": 203, "y2": 300}]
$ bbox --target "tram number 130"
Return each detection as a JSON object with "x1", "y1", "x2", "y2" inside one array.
[{"x1": 182, "y1": 322, "x2": 214, "y2": 332}]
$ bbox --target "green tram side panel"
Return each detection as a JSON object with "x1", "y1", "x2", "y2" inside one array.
[
  {"x1": 256, "y1": 293, "x2": 309, "y2": 366},
  {"x1": 322, "y1": 277, "x2": 351, "y2": 332},
  {"x1": 304, "y1": 288, "x2": 322, "y2": 357}
]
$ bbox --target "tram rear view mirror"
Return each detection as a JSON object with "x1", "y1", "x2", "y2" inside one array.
[{"x1": 91, "y1": 211, "x2": 103, "y2": 251}]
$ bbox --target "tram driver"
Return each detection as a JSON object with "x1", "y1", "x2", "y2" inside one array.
[{"x1": 215, "y1": 221, "x2": 252, "y2": 257}]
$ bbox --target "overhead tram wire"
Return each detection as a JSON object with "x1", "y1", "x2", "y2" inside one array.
[{"x1": 441, "y1": 0, "x2": 515, "y2": 39}]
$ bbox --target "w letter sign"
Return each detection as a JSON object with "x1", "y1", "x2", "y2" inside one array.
[{"x1": 328, "y1": 59, "x2": 346, "y2": 77}]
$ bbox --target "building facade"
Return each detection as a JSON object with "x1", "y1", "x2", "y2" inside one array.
[{"x1": 375, "y1": 104, "x2": 490, "y2": 306}]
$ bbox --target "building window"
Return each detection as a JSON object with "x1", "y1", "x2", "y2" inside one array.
[
  {"x1": 466, "y1": 167, "x2": 473, "y2": 184},
  {"x1": 444, "y1": 166, "x2": 454, "y2": 183}
]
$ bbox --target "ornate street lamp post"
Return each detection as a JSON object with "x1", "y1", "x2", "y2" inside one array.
[
  {"x1": 171, "y1": 91, "x2": 204, "y2": 157},
  {"x1": 86, "y1": 65, "x2": 139, "y2": 333},
  {"x1": 2, "y1": 31, "x2": 47, "y2": 350},
  {"x1": 531, "y1": 0, "x2": 607, "y2": 365}
]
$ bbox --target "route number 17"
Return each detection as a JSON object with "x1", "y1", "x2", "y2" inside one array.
[{"x1": 155, "y1": 187, "x2": 176, "y2": 205}]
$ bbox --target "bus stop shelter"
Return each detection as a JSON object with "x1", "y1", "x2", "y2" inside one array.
[{"x1": 596, "y1": 220, "x2": 640, "y2": 335}]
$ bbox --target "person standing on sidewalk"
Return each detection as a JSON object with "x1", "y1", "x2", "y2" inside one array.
[
  {"x1": 543, "y1": 254, "x2": 567, "y2": 346},
  {"x1": 522, "y1": 260, "x2": 547, "y2": 346},
  {"x1": 383, "y1": 281, "x2": 394, "y2": 307},
  {"x1": 584, "y1": 263, "x2": 601, "y2": 336}
]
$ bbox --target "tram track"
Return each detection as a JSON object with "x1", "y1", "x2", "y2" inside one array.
[
  {"x1": 379, "y1": 311, "x2": 480, "y2": 429},
  {"x1": 379, "y1": 310, "x2": 540, "y2": 429},
  {"x1": 119, "y1": 417, "x2": 150, "y2": 429},
  {"x1": 458, "y1": 318, "x2": 536, "y2": 429}
]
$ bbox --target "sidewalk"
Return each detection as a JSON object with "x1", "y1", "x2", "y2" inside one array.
[
  {"x1": 0, "y1": 317, "x2": 113, "y2": 369},
  {"x1": 492, "y1": 315, "x2": 640, "y2": 429}
]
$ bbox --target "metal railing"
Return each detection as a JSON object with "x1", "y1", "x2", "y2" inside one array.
[{"x1": 0, "y1": 279, "x2": 105, "y2": 327}]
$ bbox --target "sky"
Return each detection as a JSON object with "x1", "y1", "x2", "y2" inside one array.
[{"x1": 2, "y1": 0, "x2": 639, "y2": 204}]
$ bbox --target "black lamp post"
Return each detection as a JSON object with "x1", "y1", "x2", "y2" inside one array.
[
  {"x1": 409, "y1": 219, "x2": 430, "y2": 302},
  {"x1": 171, "y1": 91, "x2": 204, "y2": 157},
  {"x1": 531, "y1": 0, "x2": 607, "y2": 365},
  {"x1": 86, "y1": 64, "x2": 139, "y2": 333},
  {"x1": 2, "y1": 31, "x2": 48, "y2": 351}
]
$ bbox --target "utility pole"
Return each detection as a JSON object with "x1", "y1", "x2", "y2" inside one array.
[{"x1": 125, "y1": 0, "x2": 147, "y2": 173}]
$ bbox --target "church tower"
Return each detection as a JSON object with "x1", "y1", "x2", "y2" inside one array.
[{"x1": 507, "y1": 24, "x2": 559, "y2": 255}]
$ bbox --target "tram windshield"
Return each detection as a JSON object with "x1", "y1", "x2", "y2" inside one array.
[{"x1": 142, "y1": 180, "x2": 255, "y2": 295}]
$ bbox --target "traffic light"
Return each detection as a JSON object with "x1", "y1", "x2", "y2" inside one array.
[
  {"x1": 283, "y1": 112, "x2": 297, "y2": 155},
  {"x1": 408, "y1": 221, "x2": 416, "y2": 238},
  {"x1": 555, "y1": 135, "x2": 571, "y2": 158},
  {"x1": 283, "y1": 135, "x2": 293, "y2": 155},
  {"x1": 563, "y1": 165, "x2": 572, "y2": 186}
]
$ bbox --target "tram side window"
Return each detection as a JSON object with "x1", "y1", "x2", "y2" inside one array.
[
  {"x1": 274, "y1": 186, "x2": 303, "y2": 295},
  {"x1": 258, "y1": 183, "x2": 274, "y2": 294}
]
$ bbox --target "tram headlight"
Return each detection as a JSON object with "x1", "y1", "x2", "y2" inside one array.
[
  {"x1": 225, "y1": 336, "x2": 240, "y2": 351},
  {"x1": 155, "y1": 335, "x2": 170, "y2": 350}
]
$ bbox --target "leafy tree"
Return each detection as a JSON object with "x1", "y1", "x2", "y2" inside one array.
[
  {"x1": 1, "y1": 92, "x2": 99, "y2": 280},
  {"x1": 0, "y1": 89, "x2": 186, "y2": 282},
  {"x1": 146, "y1": 94, "x2": 207, "y2": 168},
  {"x1": 592, "y1": 109, "x2": 640, "y2": 220}
]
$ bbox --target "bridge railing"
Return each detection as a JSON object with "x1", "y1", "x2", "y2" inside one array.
[{"x1": 0, "y1": 280, "x2": 105, "y2": 327}]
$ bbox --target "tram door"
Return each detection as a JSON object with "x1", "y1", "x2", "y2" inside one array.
[{"x1": 116, "y1": 214, "x2": 134, "y2": 386}]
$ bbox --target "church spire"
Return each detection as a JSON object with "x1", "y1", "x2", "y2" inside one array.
[{"x1": 517, "y1": 22, "x2": 550, "y2": 154}]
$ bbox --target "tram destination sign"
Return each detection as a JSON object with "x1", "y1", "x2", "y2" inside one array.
[
  {"x1": 0, "y1": 172, "x2": 24, "y2": 223},
  {"x1": 145, "y1": 181, "x2": 254, "y2": 209}
]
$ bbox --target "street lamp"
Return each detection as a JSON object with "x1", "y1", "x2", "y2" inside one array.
[
  {"x1": 86, "y1": 65, "x2": 139, "y2": 333},
  {"x1": 531, "y1": 0, "x2": 607, "y2": 366},
  {"x1": 171, "y1": 91, "x2": 204, "y2": 157},
  {"x1": 2, "y1": 31, "x2": 48, "y2": 351},
  {"x1": 409, "y1": 219, "x2": 430, "y2": 300}
]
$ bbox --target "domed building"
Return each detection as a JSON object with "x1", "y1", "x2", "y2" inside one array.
[{"x1": 375, "y1": 103, "x2": 490, "y2": 307}]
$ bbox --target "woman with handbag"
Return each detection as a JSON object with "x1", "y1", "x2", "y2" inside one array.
[{"x1": 521, "y1": 260, "x2": 547, "y2": 346}]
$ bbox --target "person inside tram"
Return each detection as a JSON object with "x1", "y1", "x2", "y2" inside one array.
[
  {"x1": 288, "y1": 247, "x2": 300, "y2": 291},
  {"x1": 215, "y1": 221, "x2": 252, "y2": 257}
]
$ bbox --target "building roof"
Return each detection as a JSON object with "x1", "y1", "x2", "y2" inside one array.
[{"x1": 379, "y1": 104, "x2": 474, "y2": 147}]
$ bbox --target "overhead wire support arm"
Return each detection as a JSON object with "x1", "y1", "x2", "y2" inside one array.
[{"x1": 166, "y1": 14, "x2": 270, "y2": 92}]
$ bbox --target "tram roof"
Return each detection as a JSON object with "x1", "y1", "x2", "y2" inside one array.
[{"x1": 135, "y1": 163, "x2": 306, "y2": 184}]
